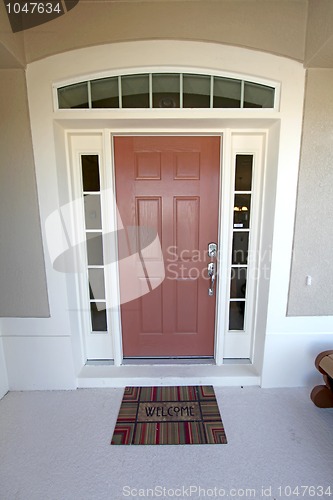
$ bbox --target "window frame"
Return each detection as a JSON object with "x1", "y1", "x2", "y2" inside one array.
[{"x1": 53, "y1": 69, "x2": 280, "y2": 112}]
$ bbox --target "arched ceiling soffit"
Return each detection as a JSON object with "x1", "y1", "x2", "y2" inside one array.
[{"x1": 0, "y1": 0, "x2": 309, "y2": 68}]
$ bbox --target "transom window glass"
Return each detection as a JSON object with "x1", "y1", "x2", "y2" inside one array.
[
  {"x1": 121, "y1": 74, "x2": 149, "y2": 108},
  {"x1": 91, "y1": 77, "x2": 119, "y2": 109},
  {"x1": 183, "y1": 74, "x2": 211, "y2": 108},
  {"x1": 58, "y1": 82, "x2": 89, "y2": 109},
  {"x1": 213, "y1": 76, "x2": 241, "y2": 108},
  {"x1": 57, "y1": 72, "x2": 276, "y2": 110},
  {"x1": 152, "y1": 73, "x2": 180, "y2": 108}
]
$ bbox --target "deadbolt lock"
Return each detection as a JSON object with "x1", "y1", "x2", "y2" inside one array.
[{"x1": 208, "y1": 242, "x2": 217, "y2": 258}]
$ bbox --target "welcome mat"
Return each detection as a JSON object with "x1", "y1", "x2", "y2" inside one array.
[{"x1": 111, "y1": 385, "x2": 227, "y2": 445}]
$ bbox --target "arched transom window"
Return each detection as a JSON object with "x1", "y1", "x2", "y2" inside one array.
[{"x1": 56, "y1": 72, "x2": 277, "y2": 110}]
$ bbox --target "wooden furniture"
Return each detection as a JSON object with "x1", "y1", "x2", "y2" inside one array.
[{"x1": 310, "y1": 350, "x2": 333, "y2": 408}]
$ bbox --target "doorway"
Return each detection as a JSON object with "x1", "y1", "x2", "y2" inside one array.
[
  {"x1": 68, "y1": 130, "x2": 265, "y2": 364},
  {"x1": 114, "y1": 136, "x2": 221, "y2": 358}
]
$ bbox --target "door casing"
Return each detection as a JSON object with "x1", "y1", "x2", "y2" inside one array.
[{"x1": 67, "y1": 129, "x2": 266, "y2": 366}]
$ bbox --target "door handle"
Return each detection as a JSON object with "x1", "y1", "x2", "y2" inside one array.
[{"x1": 208, "y1": 262, "x2": 215, "y2": 296}]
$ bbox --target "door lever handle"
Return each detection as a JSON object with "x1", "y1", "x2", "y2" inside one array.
[{"x1": 208, "y1": 262, "x2": 215, "y2": 296}]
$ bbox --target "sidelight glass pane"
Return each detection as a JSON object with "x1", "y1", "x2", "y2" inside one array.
[
  {"x1": 235, "y1": 155, "x2": 253, "y2": 191},
  {"x1": 244, "y1": 82, "x2": 275, "y2": 108},
  {"x1": 90, "y1": 302, "x2": 107, "y2": 332},
  {"x1": 91, "y1": 77, "x2": 119, "y2": 108},
  {"x1": 213, "y1": 77, "x2": 241, "y2": 108},
  {"x1": 229, "y1": 301, "x2": 245, "y2": 330},
  {"x1": 232, "y1": 232, "x2": 249, "y2": 265},
  {"x1": 81, "y1": 155, "x2": 100, "y2": 192},
  {"x1": 183, "y1": 74, "x2": 211, "y2": 108},
  {"x1": 88, "y1": 269, "x2": 105, "y2": 300},
  {"x1": 84, "y1": 194, "x2": 102, "y2": 230},
  {"x1": 152, "y1": 73, "x2": 180, "y2": 108},
  {"x1": 58, "y1": 82, "x2": 89, "y2": 109},
  {"x1": 86, "y1": 233, "x2": 104, "y2": 265},
  {"x1": 121, "y1": 74, "x2": 149, "y2": 108},
  {"x1": 230, "y1": 267, "x2": 247, "y2": 299},
  {"x1": 233, "y1": 194, "x2": 251, "y2": 229}
]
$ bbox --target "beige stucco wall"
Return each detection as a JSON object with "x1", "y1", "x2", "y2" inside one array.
[
  {"x1": 0, "y1": 0, "x2": 332, "y2": 319},
  {"x1": 0, "y1": 2, "x2": 25, "y2": 68},
  {"x1": 305, "y1": 0, "x2": 333, "y2": 67},
  {"x1": 288, "y1": 69, "x2": 333, "y2": 315},
  {"x1": 0, "y1": 70, "x2": 49, "y2": 317}
]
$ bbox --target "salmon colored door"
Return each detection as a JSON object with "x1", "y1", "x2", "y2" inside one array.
[{"x1": 114, "y1": 136, "x2": 220, "y2": 357}]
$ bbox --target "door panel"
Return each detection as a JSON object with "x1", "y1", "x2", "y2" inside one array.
[{"x1": 114, "y1": 136, "x2": 220, "y2": 357}]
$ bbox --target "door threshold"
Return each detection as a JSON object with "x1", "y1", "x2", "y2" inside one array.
[
  {"x1": 122, "y1": 357, "x2": 214, "y2": 366},
  {"x1": 86, "y1": 358, "x2": 251, "y2": 366},
  {"x1": 77, "y1": 363, "x2": 260, "y2": 388}
]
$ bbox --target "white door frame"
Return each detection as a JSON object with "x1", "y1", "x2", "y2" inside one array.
[
  {"x1": 220, "y1": 132, "x2": 266, "y2": 360},
  {"x1": 67, "y1": 127, "x2": 267, "y2": 367},
  {"x1": 23, "y1": 41, "x2": 306, "y2": 387}
]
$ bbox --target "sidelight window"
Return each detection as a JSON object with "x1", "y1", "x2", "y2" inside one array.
[
  {"x1": 81, "y1": 155, "x2": 108, "y2": 333},
  {"x1": 228, "y1": 155, "x2": 253, "y2": 332}
]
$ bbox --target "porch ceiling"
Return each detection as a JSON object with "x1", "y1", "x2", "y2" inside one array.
[{"x1": 0, "y1": 1, "x2": 331, "y2": 70}]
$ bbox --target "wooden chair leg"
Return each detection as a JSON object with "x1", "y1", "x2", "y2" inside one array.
[{"x1": 311, "y1": 385, "x2": 333, "y2": 408}]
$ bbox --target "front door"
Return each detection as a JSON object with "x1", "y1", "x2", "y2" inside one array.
[{"x1": 114, "y1": 136, "x2": 220, "y2": 357}]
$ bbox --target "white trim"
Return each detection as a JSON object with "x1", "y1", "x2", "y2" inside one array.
[
  {"x1": 214, "y1": 130, "x2": 230, "y2": 366},
  {"x1": 53, "y1": 66, "x2": 279, "y2": 92},
  {"x1": 222, "y1": 133, "x2": 266, "y2": 359},
  {"x1": 240, "y1": 80, "x2": 245, "y2": 108},
  {"x1": 105, "y1": 133, "x2": 123, "y2": 366},
  {"x1": 210, "y1": 75, "x2": 214, "y2": 109},
  {"x1": 273, "y1": 83, "x2": 281, "y2": 112},
  {"x1": 87, "y1": 81, "x2": 92, "y2": 109},
  {"x1": 118, "y1": 76, "x2": 122, "y2": 109},
  {"x1": 148, "y1": 73, "x2": 153, "y2": 109},
  {"x1": 111, "y1": 132, "x2": 224, "y2": 363},
  {"x1": 66, "y1": 130, "x2": 265, "y2": 364},
  {"x1": 179, "y1": 73, "x2": 183, "y2": 108},
  {"x1": 67, "y1": 133, "x2": 114, "y2": 360},
  {"x1": 53, "y1": 67, "x2": 280, "y2": 112},
  {"x1": 22, "y1": 41, "x2": 309, "y2": 389}
]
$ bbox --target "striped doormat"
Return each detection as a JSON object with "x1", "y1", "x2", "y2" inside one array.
[{"x1": 111, "y1": 385, "x2": 227, "y2": 445}]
